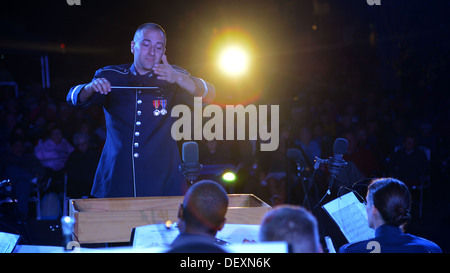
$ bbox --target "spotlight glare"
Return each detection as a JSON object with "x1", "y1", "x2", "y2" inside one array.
[{"x1": 218, "y1": 46, "x2": 249, "y2": 77}]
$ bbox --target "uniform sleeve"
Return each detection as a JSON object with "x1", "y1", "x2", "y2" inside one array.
[
  {"x1": 66, "y1": 68, "x2": 106, "y2": 108},
  {"x1": 66, "y1": 83, "x2": 87, "y2": 107},
  {"x1": 171, "y1": 65, "x2": 211, "y2": 107}
]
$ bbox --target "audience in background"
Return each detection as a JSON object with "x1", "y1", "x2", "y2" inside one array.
[
  {"x1": 33, "y1": 123, "x2": 74, "y2": 219},
  {"x1": 65, "y1": 132, "x2": 99, "y2": 198},
  {"x1": 1, "y1": 66, "x2": 447, "y2": 208},
  {"x1": 34, "y1": 123, "x2": 74, "y2": 174},
  {"x1": 0, "y1": 135, "x2": 44, "y2": 219},
  {"x1": 293, "y1": 126, "x2": 321, "y2": 165},
  {"x1": 0, "y1": 42, "x2": 449, "y2": 252},
  {"x1": 387, "y1": 134, "x2": 430, "y2": 187}
]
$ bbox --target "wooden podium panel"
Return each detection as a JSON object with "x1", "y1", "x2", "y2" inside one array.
[{"x1": 69, "y1": 194, "x2": 271, "y2": 244}]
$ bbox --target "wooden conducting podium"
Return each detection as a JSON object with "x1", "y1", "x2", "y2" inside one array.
[{"x1": 69, "y1": 194, "x2": 271, "y2": 244}]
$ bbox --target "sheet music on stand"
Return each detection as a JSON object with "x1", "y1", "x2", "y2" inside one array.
[
  {"x1": 131, "y1": 223, "x2": 261, "y2": 249},
  {"x1": 130, "y1": 223, "x2": 288, "y2": 253},
  {"x1": 322, "y1": 191, "x2": 375, "y2": 243}
]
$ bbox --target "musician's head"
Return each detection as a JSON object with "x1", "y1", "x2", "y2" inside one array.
[
  {"x1": 131, "y1": 23, "x2": 166, "y2": 74},
  {"x1": 259, "y1": 205, "x2": 322, "y2": 253},
  {"x1": 177, "y1": 180, "x2": 228, "y2": 237},
  {"x1": 366, "y1": 178, "x2": 412, "y2": 230}
]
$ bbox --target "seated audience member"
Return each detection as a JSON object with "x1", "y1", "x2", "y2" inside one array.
[
  {"x1": 343, "y1": 130, "x2": 380, "y2": 178},
  {"x1": 34, "y1": 123, "x2": 74, "y2": 219},
  {"x1": 259, "y1": 205, "x2": 322, "y2": 253},
  {"x1": 34, "y1": 124, "x2": 74, "y2": 173},
  {"x1": 258, "y1": 128, "x2": 290, "y2": 205},
  {"x1": 294, "y1": 126, "x2": 321, "y2": 164},
  {"x1": 1, "y1": 135, "x2": 44, "y2": 219},
  {"x1": 66, "y1": 132, "x2": 99, "y2": 198},
  {"x1": 388, "y1": 134, "x2": 429, "y2": 187},
  {"x1": 339, "y1": 178, "x2": 442, "y2": 253},
  {"x1": 168, "y1": 180, "x2": 228, "y2": 253},
  {"x1": 199, "y1": 139, "x2": 232, "y2": 165}
]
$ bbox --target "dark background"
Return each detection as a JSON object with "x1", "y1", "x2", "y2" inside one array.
[{"x1": 1, "y1": 0, "x2": 449, "y2": 252}]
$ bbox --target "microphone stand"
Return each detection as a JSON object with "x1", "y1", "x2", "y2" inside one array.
[
  {"x1": 313, "y1": 156, "x2": 347, "y2": 208},
  {"x1": 179, "y1": 163, "x2": 203, "y2": 188},
  {"x1": 297, "y1": 162, "x2": 312, "y2": 209},
  {"x1": 312, "y1": 156, "x2": 344, "y2": 253},
  {"x1": 285, "y1": 140, "x2": 314, "y2": 205}
]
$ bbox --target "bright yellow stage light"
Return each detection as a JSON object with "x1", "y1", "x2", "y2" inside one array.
[
  {"x1": 218, "y1": 45, "x2": 249, "y2": 77},
  {"x1": 209, "y1": 27, "x2": 255, "y2": 78}
]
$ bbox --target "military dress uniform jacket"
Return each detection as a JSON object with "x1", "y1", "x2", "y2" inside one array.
[
  {"x1": 339, "y1": 224, "x2": 442, "y2": 253},
  {"x1": 67, "y1": 63, "x2": 192, "y2": 198}
]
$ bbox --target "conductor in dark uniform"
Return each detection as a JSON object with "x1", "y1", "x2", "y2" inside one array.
[{"x1": 67, "y1": 23, "x2": 215, "y2": 198}]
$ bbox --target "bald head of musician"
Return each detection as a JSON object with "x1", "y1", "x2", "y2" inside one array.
[{"x1": 177, "y1": 180, "x2": 229, "y2": 237}]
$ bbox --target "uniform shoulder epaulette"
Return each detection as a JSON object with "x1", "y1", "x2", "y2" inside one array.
[{"x1": 97, "y1": 64, "x2": 131, "y2": 75}]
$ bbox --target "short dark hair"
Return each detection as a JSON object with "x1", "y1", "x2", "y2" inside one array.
[
  {"x1": 259, "y1": 205, "x2": 320, "y2": 253},
  {"x1": 368, "y1": 178, "x2": 412, "y2": 227},
  {"x1": 182, "y1": 180, "x2": 228, "y2": 233},
  {"x1": 133, "y1": 23, "x2": 166, "y2": 45}
]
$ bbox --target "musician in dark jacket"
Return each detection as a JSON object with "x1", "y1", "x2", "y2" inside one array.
[
  {"x1": 67, "y1": 23, "x2": 215, "y2": 198},
  {"x1": 169, "y1": 180, "x2": 228, "y2": 253},
  {"x1": 339, "y1": 178, "x2": 441, "y2": 253}
]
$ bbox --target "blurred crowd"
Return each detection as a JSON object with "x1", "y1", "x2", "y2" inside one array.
[
  {"x1": 1, "y1": 61, "x2": 449, "y2": 220},
  {"x1": 0, "y1": 83, "x2": 105, "y2": 219}
]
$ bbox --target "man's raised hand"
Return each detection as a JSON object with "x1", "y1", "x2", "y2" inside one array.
[{"x1": 153, "y1": 55, "x2": 182, "y2": 84}]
